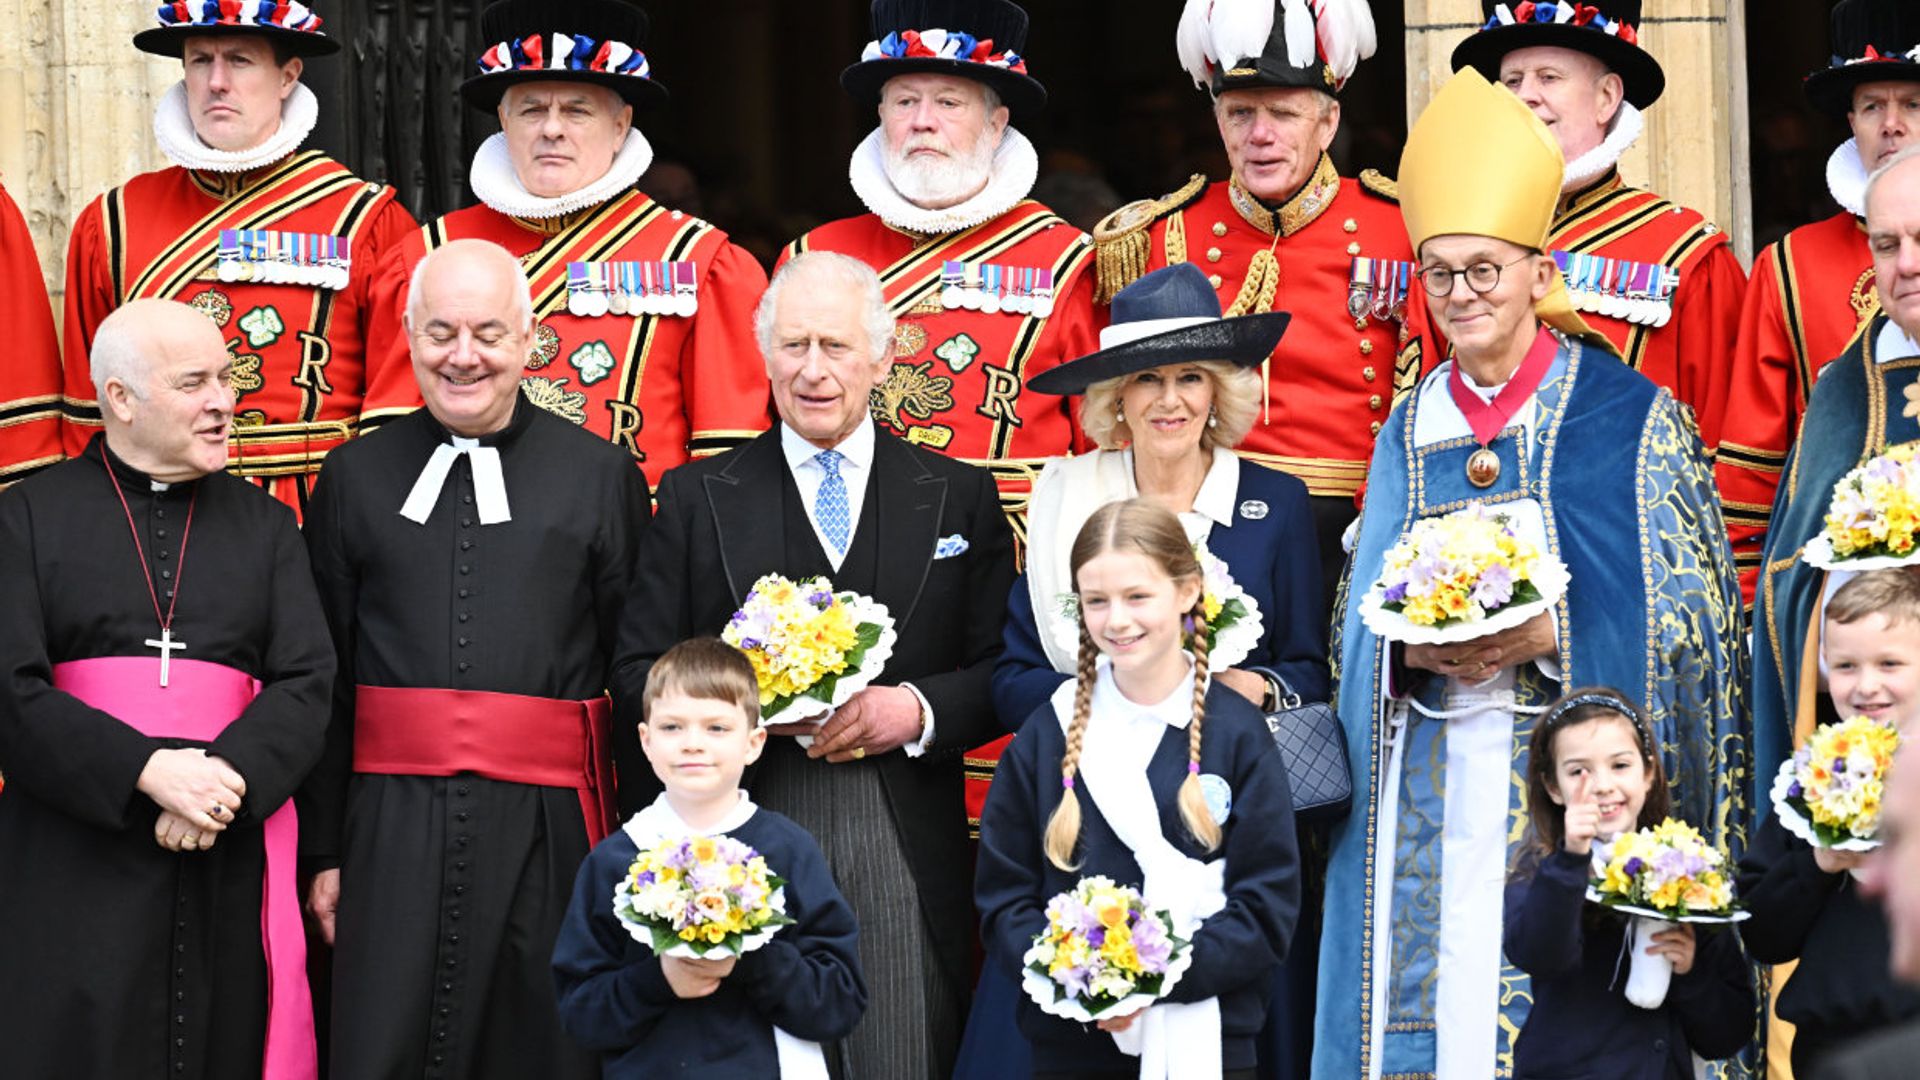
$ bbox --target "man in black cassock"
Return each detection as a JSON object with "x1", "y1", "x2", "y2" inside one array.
[
  {"x1": 0, "y1": 298, "x2": 334, "y2": 1079},
  {"x1": 611, "y1": 251, "x2": 1016, "y2": 1078},
  {"x1": 299, "y1": 239, "x2": 650, "y2": 1080}
]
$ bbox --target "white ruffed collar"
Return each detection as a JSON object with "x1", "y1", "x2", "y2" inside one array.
[
  {"x1": 1562, "y1": 101, "x2": 1644, "y2": 190},
  {"x1": 468, "y1": 127, "x2": 655, "y2": 220},
  {"x1": 847, "y1": 124, "x2": 1038, "y2": 234},
  {"x1": 153, "y1": 80, "x2": 317, "y2": 174},
  {"x1": 1828, "y1": 137, "x2": 1869, "y2": 218}
]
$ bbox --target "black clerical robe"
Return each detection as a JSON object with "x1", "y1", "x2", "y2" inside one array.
[
  {"x1": 299, "y1": 400, "x2": 648, "y2": 1080},
  {"x1": 0, "y1": 436, "x2": 334, "y2": 1080}
]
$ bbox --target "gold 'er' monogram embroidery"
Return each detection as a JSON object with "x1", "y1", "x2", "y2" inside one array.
[
  {"x1": 977, "y1": 363, "x2": 1022, "y2": 428},
  {"x1": 872, "y1": 360, "x2": 955, "y2": 431}
]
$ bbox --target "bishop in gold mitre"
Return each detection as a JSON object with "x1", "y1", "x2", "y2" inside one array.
[{"x1": 1316, "y1": 66, "x2": 1749, "y2": 1080}]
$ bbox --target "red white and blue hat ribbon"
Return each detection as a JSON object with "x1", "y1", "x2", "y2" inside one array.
[
  {"x1": 476, "y1": 32, "x2": 650, "y2": 79},
  {"x1": 859, "y1": 28, "x2": 1028, "y2": 74},
  {"x1": 156, "y1": 0, "x2": 323, "y2": 34},
  {"x1": 1838, "y1": 43, "x2": 1920, "y2": 68},
  {"x1": 1482, "y1": 2, "x2": 1640, "y2": 46}
]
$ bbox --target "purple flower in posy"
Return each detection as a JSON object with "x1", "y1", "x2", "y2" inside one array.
[
  {"x1": 1132, "y1": 914, "x2": 1173, "y2": 973},
  {"x1": 1470, "y1": 562, "x2": 1514, "y2": 609},
  {"x1": 1787, "y1": 780, "x2": 1803, "y2": 799},
  {"x1": 1624, "y1": 856, "x2": 1645, "y2": 877},
  {"x1": 1056, "y1": 962, "x2": 1091, "y2": 999},
  {"x1": 1383, "y1": 581, "x2": 1409, "y2": 604}
]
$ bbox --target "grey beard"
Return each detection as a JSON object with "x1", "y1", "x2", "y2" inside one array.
[{"x1": 882, "y1": 139, "x2": 996, "y2": 208}]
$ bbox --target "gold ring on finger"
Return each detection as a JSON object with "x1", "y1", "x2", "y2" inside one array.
[{"x1": 851, "y1": 746, "x2": 866, "y2": 760}]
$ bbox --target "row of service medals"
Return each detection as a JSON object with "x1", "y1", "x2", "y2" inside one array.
[
  {"x1": 216, "y1": 228, "x2": 351, "y2": 290},
  {"x1": 1554, "y1": 251, "x2": 1676, "y2": 327},
  {"x1": 1347, "y1": 257, "x2": 1414, "y2": 325},
  {"x1": 565, "y1": 260, "x2": 699, "y2": 319},
  {"x1": 940, "y1": 260, "x2": 1056, "y2": 317}
]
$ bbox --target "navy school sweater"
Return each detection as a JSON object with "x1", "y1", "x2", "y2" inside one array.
[
  {"x1": 1505, "y1": 848, "x2": 1756, "y2": 1080},
  {"x1": 974, "y1": 681, "x2": 1300, "y2": 1073},
  {"x1": 551, "y1": 807, "x2": 866, "y2": 1078}
]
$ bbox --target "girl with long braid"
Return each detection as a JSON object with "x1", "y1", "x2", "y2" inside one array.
[{"x1": 975, "y1": 499, "x2": 1300, "y2": 1079}]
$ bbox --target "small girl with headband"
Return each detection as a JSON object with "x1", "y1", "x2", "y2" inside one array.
[
  {"x1": 975, "y1": 499, "x2": 1300, "y2": 1079},
  {"x1": 1502, "y1": 687, "x2": 1753, "y2": 1079}
]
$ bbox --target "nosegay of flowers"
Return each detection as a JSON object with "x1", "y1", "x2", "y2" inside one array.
[
  {"x1": 1021, "y1": 876, "x2": 1190, "y2": 1021},
  {"x1": 1365, "y1": 501, "x2": 1565, "y2": 634},
  {"x1": 1776, "y1": 715, "x2": 1903, "y2": 849},
  {"x1": 613, "y1": 834, "x2": 796, "y2": 957},
  {"x1": 1819, "y1": 441, "x2": 1920, "y2": 562},
  {"x1": 1589, "y1": 819, "x2": 1740, "y2": 921},
  {"x1": 720, "y1": 573, "x2": 896, "y2": 727}
]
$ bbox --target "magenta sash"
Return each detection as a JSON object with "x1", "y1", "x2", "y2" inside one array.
[{"x1": 52, "y1": 656, "x2": 316, "y2": 1080}]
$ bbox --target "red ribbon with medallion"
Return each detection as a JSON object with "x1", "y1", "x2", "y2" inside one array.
[{"x1": 1447, "y1": 326, "x2": 1558, "y2": 488}]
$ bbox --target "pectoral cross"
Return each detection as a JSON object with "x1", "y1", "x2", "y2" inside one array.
[{"x1": 145, "y1": 627, "x2": 186, "y2": 687}]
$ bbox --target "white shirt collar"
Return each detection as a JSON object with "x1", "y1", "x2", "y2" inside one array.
[
  {"x1": 1092, "y1": 655, "x2": 1197, "y2": 733},
  {"x1": 467, "y1": 127, "x2": 655, "y2": 220},
  {"x1": 153, "y1": 80, "x2": 317, "y2": 174},
  {"x1": 781, "y1": 416, "x2": 877, "y2": 472},
  {"x1": 1189, "y1": 447, "x2": 1240, "y2": 529},
  {"x1": 1877, "y1": 318, "x2": 1920, "y2": 365},
  {"x1": 846, "y1": 124, "x2": 1039, "y2": 235},
  {"x1": 1828, "y1": 137, "x2": 1870, "y2": 218}
]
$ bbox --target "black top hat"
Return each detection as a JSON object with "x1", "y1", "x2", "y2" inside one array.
[
  {"x1": 134, "y1": 0, "x2": 340, "y2": 59},
  {"x1": 1451, "y1": 1, "x2": 1664, "y2": 109},
  {"x1": 1804, "y1": 0, "x2": 1920, "y2": 118},
  {"x1": 840, "y1": 0, "x2": 1047, "y2": 120},
  {"x1": 1027, "y1": 264, "x2": 1289, "y2": 396},
  {"x1": 460, "y1": 0, "x2": 667, "y2": 112}
]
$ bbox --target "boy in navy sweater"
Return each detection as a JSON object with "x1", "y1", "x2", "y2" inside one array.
[{"x1": 552, "y1": 638, "x2": 866, "y2": 1077}]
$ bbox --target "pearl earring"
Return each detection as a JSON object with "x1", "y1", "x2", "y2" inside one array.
[{"x1": 1207, "y1": 408, "x2": 1218, "y2": 429}]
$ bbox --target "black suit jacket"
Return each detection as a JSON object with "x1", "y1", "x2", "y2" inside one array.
[
  {"x1": 610, "y1": 426, "x2": 1015, "y2": 997},
  {"x1": 1814, "y1": 1021, "x2": 1920, "y2": 1080}
]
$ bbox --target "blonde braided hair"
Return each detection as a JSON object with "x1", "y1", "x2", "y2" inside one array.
[{"x1": 1042, "y1": 624, "x2": 1100, "y2": 870}]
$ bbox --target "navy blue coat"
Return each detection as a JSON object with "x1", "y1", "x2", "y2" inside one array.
[
  {"x1": 1504, "y1": 849, "x2": 1755, "y2": 1080},
  {"x1": 993, "y1": 457, "x2": 1327, "y2": 730},
  {"x1": 975, "y1": 683, "x2": 1301, "y2": 1073},
  {"x1": 551, "y1": 808, "x2": 867, "y2": 1078}
]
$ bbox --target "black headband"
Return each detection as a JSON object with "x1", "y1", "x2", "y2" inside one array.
[{"x1": 1541, "y1": 692, "x2": 1655, "y2": 757}]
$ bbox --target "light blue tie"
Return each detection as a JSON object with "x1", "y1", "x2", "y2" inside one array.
[{"x1": 814, "y1": 449, "x2": 851, "y2": 556}]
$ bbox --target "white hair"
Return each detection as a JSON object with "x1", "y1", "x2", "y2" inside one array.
[
  {"x1": 89, "y1": 311, "x2": 151, "y2": 401},
  {"x1": 755, "y1": 251, "x2": 895, "y2": 367},
  {"x1": 1866, "y1": 144, "x2": 1920, "y2": 222},
  {"x1": 403, "y1": 241, "x2": 534, "y2": 330}
]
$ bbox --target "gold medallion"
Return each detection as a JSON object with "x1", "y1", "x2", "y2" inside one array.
[{"x1": 1466, "y1": 447, "x2": 1501, "y2": 488}]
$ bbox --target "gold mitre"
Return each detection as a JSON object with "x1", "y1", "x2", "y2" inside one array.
[{"x1": 1399, "y1": 68, "x2": 1608, "y2": 349}]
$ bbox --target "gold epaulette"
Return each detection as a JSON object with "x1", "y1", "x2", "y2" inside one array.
[
  {"x1": 1092, "y1": 173, "x2": 1208, "y2": 304},
  {"x1": 1359, "y1": 169, "x2": 1399, "y2": 203}
]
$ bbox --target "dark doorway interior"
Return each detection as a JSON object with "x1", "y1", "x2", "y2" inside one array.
[
  {"x1": 1746, "y1": 0, "x2": 1850, "y2": 251},
  {"x1": 298, "y1": 0, "x2": 1411, "y2": 267}
]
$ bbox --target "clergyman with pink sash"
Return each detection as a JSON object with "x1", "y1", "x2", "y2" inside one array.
[{"x1": 0, "y1": 299, "x2": 335, "y2": 1079}]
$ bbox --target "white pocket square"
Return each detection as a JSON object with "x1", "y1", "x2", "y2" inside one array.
[{"x1": 934, "y1": 534, "x2": 970, "y2": 559}]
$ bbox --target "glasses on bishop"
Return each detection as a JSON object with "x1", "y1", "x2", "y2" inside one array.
[{"x1": 1417, "y1": 254, "x2": 1533, "y2": 298}]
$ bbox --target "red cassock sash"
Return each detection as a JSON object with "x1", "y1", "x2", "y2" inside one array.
[
  {"x1": 350, "y1": 686, "x2": 617, "y2": 843},
  {"x1": 51, "y1": 656, "x2": 314, "y2": 1080}
]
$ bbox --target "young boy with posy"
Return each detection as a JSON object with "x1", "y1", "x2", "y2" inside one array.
[
  {"x1": 551, "y1": 638, "x2": 866, "y2": 1077},
  {"x1": 1739, "y1": 568, "x2": 1920, "y2": 1074}
]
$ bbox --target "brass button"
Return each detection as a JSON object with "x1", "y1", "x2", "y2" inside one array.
[
  {"x1": 1369, "y1": 394, "x2": 1383, "y2": 410},
  {"x1": 1362, "y1": 366, "x2": 1377, "y2": 382},
  {"x1": 1359, "y1": 340, "x2": 1374, "y2": 355},
  {"x1": 1209, "y1": 274, "x2": 1224, "y2": 288},
  {"x1": 1206, "y1": 247, "x2": 1223, "y2": 263},
  {"x1": 1370, "y1": 420, "x2": 1383, "y2": 435},
  {"x1": 1343, "y1": 218, "x2": 1358, "y2": 233},
  {"x1": 1211, "y1": 222, "x2": 1228, "y2": 237},
  {"x1": 1354, "y1": 317, "x2": 1368, "y2": 330},
  {"x1": 1347, "y1": 242, "x2": 1361, "y2": 256}
]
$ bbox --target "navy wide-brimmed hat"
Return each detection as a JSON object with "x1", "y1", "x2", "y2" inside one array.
[
  {"x1": 460, "y1": 0, "x2": 667, "y2": 112},
  {"x1": 1451, "y1": 1, "x2": 1664, "y2": 109},
  {"x1": 134, "y1": 0, "x2": 340, "y2": 58},
  {"x1": 1804, "y1": 0, "x2": 1920, "y2": 118},
  {"x1": 1027, "y1": 264, "x2": 1289, "y2": 396},
  {"x1": 841, "y1": 0, "x2": 1047, "y2": 120}
]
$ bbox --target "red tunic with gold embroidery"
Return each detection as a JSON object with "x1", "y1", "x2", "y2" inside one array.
[
  {"x1": 780, "y1": 199, "x2": 1099, "y2": 521},
  {"x1": 363, "y1": 190, "x2": 771, "y2": 471},
  {"x1": 1545, "y1": 169, "x2": 1748, "y2": 450},
  {"x1": 0, "y1": 182, "x2": 62, "y2": 488},
  {"x1": 1101, "y1": 157, "x2": 1432, "y2": 503},
  {"x1": 1717, "y1": 210, "x2": 1875, "y2": 605},
  {"x1": 60, "y1": 151, "x2": 416, "y2": 516}
]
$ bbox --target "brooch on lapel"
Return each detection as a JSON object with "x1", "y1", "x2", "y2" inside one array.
[
  {"x1": 934, "y1": 534, "x2": 970, "y2": 559},
  {"x1": 1238, "y1": 499, "x2": 1269, "y2": 521}
]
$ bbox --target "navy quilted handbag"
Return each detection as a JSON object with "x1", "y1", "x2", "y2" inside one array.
[{"x1": 1264, "y1": 675, "x2": 1353, "y2": 823}]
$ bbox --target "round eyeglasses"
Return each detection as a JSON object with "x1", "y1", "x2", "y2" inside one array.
[{"x1": 1416, "y1": 254, "x2": 1534, "y2": 298}]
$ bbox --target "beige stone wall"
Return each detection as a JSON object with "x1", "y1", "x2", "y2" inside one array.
[
  {"x1": 1, "y1": 0, "x2": 174, "y2": 310},
  {"x1": 1405, "y1": 0, "x2": 1753, "y2": 264}
]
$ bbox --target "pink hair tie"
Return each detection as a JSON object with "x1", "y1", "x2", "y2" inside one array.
[
  {"x1": 1188, "y1": 762, "x2": 1201, "y2": 775},
  {"x1": 1063, "y1": 774, "x2": 1076, "y2": 790}
]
